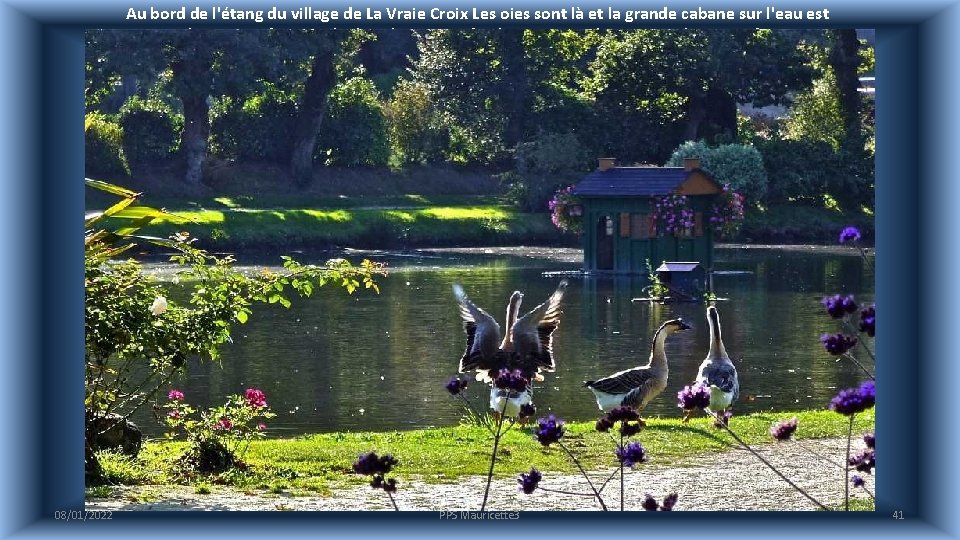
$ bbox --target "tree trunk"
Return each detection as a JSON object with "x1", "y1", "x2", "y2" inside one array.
[
  {"x1": 290, "y1": 50, "x2": 337, "y2": 186},
  {"x1": 180, "y1": 94, "x2": 209, "y2": 185},
  {"x1": 171, "y1": 49, "x2": 212, "y2": 186},
  {"x1": 829, "y1": 29, "x2": 861, "y2": 144},
  {"x1": 497, "y1": 29, "x2": 532, "y2": 149},
  {"x1": 683, "y1": 93, "x2": 707, "y2": 141}
]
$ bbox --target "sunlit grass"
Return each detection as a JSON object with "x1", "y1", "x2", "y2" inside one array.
[
  {"x1": 107, "y1": 408, "x2": 873, "y2": 496},
  {"x1": 107, "y1": 203, "x2": 561, "y2": 249}
]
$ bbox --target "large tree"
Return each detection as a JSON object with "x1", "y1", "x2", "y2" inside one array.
[
  {"x1": 587, "y1": 29, "x2": 814, "y2": 162},
  {"x1": 86, "y1": 29, "x2": 274, "y2": 185}
]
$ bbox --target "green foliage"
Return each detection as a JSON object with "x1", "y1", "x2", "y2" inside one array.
[
  {"x1": 210, "y1": 86, "x2": 298, "y2": 163},
  {"x1": 783, "y1": 72, "x2": 845, "y2": 151},
  {"x1": 84, "y1": 179, "x2": 386, "y2": 481},
  {"x1": 317, "y1": 77, "x2": 390, "y2": 166},
  {"x1": 118, "y1": 96, "x2": 182, "y2": 166},
  {"x1": 756, "y1": 137, "x2": 842, "y2": 204},
  {"x1": 383, "y1": 79, "x2": 447, "y2": 165},
  {"x1": 85, "y1": 112, "x2": 130, "y2": 178},
  {"x1": 667, "y1": 141, "x2": 768, "y2": 204},
  {"x1": 643, "y1": 259, "x2": 669, "y2": 299}
]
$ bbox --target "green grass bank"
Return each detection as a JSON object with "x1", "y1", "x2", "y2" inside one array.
[{"x1": 96, "y1": 408, "x2": 874, "y2": 496}]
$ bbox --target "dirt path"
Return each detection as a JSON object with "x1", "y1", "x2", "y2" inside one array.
[{"x1": 85, "y1": 437, "x2": 873, "y2": 512}]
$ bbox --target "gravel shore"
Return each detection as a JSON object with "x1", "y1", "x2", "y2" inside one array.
[{"x1": 85, "y1": 436, "x2": 874, "y2": 512}]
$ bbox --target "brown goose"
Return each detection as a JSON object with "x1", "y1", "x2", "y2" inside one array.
[
  {"x1": 584, "y1": 319, "x2": 691, "y2": 415},
  {"x1": 453, "y1": 281, "x2": 567, "y2": 416}
]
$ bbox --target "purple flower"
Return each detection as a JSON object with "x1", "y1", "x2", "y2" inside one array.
[
  {"x1": 534, "y1": 415, "x2": 565, "y2": 446},
  {"x1": 821, "y1": 294, "x2": 858, "y2": 318},
  {"x1": 382, "y1": 478, "x2": 398, "y2": 493},
  {"x1": 642, "y1": 494, "x2": 659, "y2": 511},
  {"x1": 167, "y1": 389, "x2": 185, "y2": 401},
  {"x1": 445, "y1": 377, "x2": 468, "y2": 396},
  {"x1": 859, "y1": 305, "x2": 876, "y2": 337},
  {"x1": 615, "y1": 441, "x2": 647, "y2": 468},
  {"x1": 661, "y1": 493, "x2": 678, "y2": 511},
  {"x1": 605, "y1": 406, "x2": 640, "y2": 423},
  {"x1": 620, "y1": 421, "x2": 642, "y2": 437},
  {"x1": 820, "y1": 333, "x2": 858, "y2": 356},
  {"x1": 494, "y1": 369, "x2": 529, "y2": 392},
  {"x1": 519, "y1": 403, "x2": 536, "y2": 418},
  {"x1": 849, "y1": 448, "x2": 875, "y2": 474},
  {"x1": 353, "y1": 452, "x2": 398, "y2": 476},
  {"x1": 863, "y1": 432, "x2": 875, "y2": 449},
  {"x1": 851, "y1": 475, "x2": 865, "y2": 488},
  {"x1": 677, "y1": 383, "x2": 711, "y2": 410},
  {"x1": 829, "y1": 381, "x2": 876, "y2": 416},
  {"x1": 769, "y1": 417, "x2": 799, "y2": 441},
  {"x1": 244, "y1": 388, "x2": 268, "y2": 409},
  {"x1": 518, "y1": 468, "x2": 542, "y2": 494},
  {"x1": 595, "y1": 417, "x2": 614, "y2": 433},
  {"x1": 839, "y1": 226, "x2": 861, "y2": 244}
]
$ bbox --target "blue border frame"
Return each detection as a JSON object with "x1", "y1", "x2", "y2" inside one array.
[{"x1": 2, "y1": 0, "x2": 957, "y2": 537}]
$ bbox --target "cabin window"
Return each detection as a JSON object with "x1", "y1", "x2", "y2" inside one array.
[
  {"x1": 619, "y1": 213, "x2": 631, "y2": 238},
  {"x1": 605, "y1": 216, "x2": 614, "y2": 236},
  {"x1": 646, "y1": 214, "x2": 657, "y2": 237},
  {"x1": 694, "y1": 212, "x2": 704, "y2": 237},
  {"x1": 631, "y1": 214, "x2": 648, "y2": 239}
]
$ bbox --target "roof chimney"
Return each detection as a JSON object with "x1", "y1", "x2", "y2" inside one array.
[
  {"x1": 683, "y1": 157, "x2": 701, "y2": 171},
  {"x1": 598, "y1": 158, "x2": 616, "y2": 171}
]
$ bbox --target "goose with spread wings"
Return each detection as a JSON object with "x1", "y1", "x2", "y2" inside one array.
[
  {"x1": 453, "y1": 280, "x2": 567, "y2": 417},
  {"x1": 584, "y1": 319, "x2": 691, "y2": 417}
]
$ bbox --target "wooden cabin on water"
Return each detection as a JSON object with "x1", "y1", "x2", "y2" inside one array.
[{"x1": 571, "y1": 158, "x2": 723, "y2": 274}]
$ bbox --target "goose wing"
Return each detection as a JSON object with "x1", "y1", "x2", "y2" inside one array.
[
  {"x1": 699, "y1": 361, "x2": 739, "y2": 398},
  {"x1": 585, "y1": 366, "x2": 656, "y2": 395},
  {"x1": 453, "y1": 284, "x2": 503, "y2": 373},
  {"x1": 510, "y1": 281, "x2": 567, "y2": 375}
]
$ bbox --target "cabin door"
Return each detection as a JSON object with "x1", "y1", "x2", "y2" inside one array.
[{"x1": 596, "y1": 215, "x2": 614, "y2": 270}]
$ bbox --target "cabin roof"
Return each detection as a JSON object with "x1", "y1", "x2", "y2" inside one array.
[
  {"x1": 572, "y1": 167, "x2": 721, "y2": 197},
  {"x1": 656, "y1": 262, "x2": 703, "y2": 273}
]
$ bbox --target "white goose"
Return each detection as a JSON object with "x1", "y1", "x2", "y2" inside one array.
[
  {"x1": 584, "y1": 318, "x2": 691, "y2": 415},
  {"x1": 453, "y1": 281, "x2": 567, "y2": 417},
  {"x1": 685, "y1": 305, "x2": 740, "y2": 423}
]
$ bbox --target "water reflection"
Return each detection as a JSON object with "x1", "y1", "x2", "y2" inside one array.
[{"x1": 133, "y1": 247, "x2": 874, "y2": 437}]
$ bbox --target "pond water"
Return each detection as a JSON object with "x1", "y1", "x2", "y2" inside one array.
[{"x1": 134, "y1": 246, "x2": 874, "y2": 437}]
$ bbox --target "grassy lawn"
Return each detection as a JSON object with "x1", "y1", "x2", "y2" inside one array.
[
  {"x1": 91, "y1": 192, "x2": 570, "y2": 250},
  {"x1": 96, "y1": 408, "x2": 874, "y2": 496}
]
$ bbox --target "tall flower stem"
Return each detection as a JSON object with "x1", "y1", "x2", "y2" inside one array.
[
  {"x1": 558, "y1": 441, "x2": 608, "y2": 511},
  {"x1": 619, "y1": 432, "x2": 625, "y2": 512},
  {"x1": 386, "y1": 490, "x2": 399, "y2": 511},
  {"x1": 845, "y1": 414, "x2": 855, "y2": 511},
  {"x1": 709, "y1": 411, "x2": 829, "y2": 511},
  {"x1": 839, "y1": 351, "x2": 875, "y2": 380},
  {"x1": 480, "y1": 400, "x2": 509, "y2": 511}
]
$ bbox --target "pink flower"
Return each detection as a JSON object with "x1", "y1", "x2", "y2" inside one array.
[
  {"x1": 215, "y1": 417, "x2": 233, "y2": 430},
  {"x1": 167, "y1": 410, "x2": 180, "y2": 419},
  {"x1": 244, "y1": 388, "x2": 268, "y2": 409},
  {"x1": 167, "y1": 389, "x2": 185, "y2": 401},
  {"x1": 257, "y1": 423, "x2": 267, "y2": 431}
]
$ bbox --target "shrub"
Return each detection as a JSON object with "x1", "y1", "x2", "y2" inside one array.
[
  {"x1": 317, "y1": 77, "x2": 390, "y2": 167},
  {"x1": 118, "y1": 96, "x2": 181, "y2": 168},
  {"x1": 756, "y1": 137, "x2": 841, "y2": 205},
  {"x1": 666, "y1": 140, "x2": 768, "y2": 204},
  {"x1": 84, "y1": 112, "x2": 129, "y2": 177},
  {"x1": 383, "y1": 79, "x2": 447, "y2": 165},
  {"x1": 209, "y1": 87, "x2": 298, "y2": 163}
]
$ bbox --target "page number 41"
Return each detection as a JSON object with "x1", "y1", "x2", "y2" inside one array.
[{"x1": 892, "y1": 510, "x2": 904, "y2": 520}]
